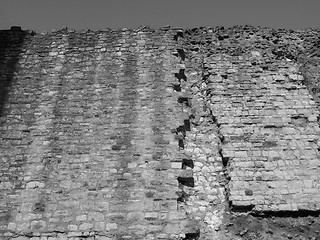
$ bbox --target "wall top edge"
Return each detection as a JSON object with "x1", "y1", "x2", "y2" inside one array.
[{"x1": 1, "y1": 25, "x2": 320, "y2": 36}]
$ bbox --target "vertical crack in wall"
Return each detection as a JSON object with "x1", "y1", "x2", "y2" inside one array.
[
  {"x1": 175, "y1": 28, "x2": 229, "y2": 239},
  {"x1": 201, "y1": 55, "x2": 231, "y2": 210},
  {"x1": 211, "y1": 109, "x2": 231, "y2": 211}
]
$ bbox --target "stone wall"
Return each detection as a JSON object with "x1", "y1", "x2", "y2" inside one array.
[{"x1": 0, "y1": 26, "x2": 320, "y2": 239}]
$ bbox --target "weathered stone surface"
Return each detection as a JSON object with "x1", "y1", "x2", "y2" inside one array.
[{"x1": 1, "y1": 25, "x2": 320, "y2": 239}]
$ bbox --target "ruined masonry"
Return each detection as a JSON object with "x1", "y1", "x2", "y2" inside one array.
[{"x1": 0, "y1": 26, "x2": 320, "y2": 239}]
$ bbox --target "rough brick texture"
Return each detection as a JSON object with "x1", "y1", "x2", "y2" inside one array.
[{"x1": 0, "y1": 26, "x2": 320, "y2": 239}]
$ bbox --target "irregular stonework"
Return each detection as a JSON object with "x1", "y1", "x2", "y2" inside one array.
[
  {"x1": 206, "y1": 54, "x2": 320, "y2": 211},
  {"x1": 173, "y1": 34, "x2": 226, "y2": 238},
  {"x1": 1, "y1": 25, "x2": 320, "y2": 240}
]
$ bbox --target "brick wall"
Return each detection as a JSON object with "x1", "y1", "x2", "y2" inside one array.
[{"x1": 0, "y1": 26, "x2": 320, "y2": 239}]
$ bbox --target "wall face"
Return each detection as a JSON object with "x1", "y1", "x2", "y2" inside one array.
[
  {"x1": 206, "y1": 54, "x2": 320, "y2": 211},
  {"x1": 0, "y1": 28, "x2": 200, "y2": 239},
  {"x1": 0, "y1": 26, "x2": 320, "y2": 240}
]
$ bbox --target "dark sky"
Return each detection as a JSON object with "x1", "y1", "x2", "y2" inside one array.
[{"x1": 0, "y1": 0, "x2": 319, "y2": 32}]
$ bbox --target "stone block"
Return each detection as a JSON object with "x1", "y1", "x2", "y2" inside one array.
[
  {"x1": 68, "y1": 224, "x2": 78, "y2": 231},
  {"x1": 164, "y1": 223, "x2": 180, "y2": 234},
  {"x1": 127, "y1": 212, "x2": 144, "y2": 221},
  {"x1": 106, "y1": 223, "x2": 117, "y2": 231},
  {"x1": 95, "y1": 237, "x2": 113, "y2": 240},
  {"x1": 7, "y1": 222, "x2": 16, "y2": 230},
  {"x1": 171, "y1": 161, "x2": 182, "y2": 169},
  {"x1": 95, "y1": 201, "x2": 109, "y2": 211},
  {"x1": 94, "y1": 221, "x2": 105, "y2": 231},
  {"x1": 79, "y1": 222, "x2": 93, "y2": 231},
  {"x1": 144, "y1": 212, "x2": 157, "y2": 219},
  {"x1": 26, "y1": 181, "x2": 45, "y2": 189},
  {"x1": 31, "y1": 220, "x2": 46, "y2": 230},
  {"x1": 169, "y1": 211, "x2": 186, "y2": 220},
  {"x1": 160, "y1": 200, "x2": 177, "y2": 211},
  {"x1": 88, "y1": 212, "x2": 104, "y2": 221},
  {"x1": 76, "y1": 214, "x2": 87, "y2": 221},
  {"x1": 144, "y1": 199, "x2": 154, "y2": 210}
]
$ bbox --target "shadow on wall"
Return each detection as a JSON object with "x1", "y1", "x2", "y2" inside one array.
[{"x1": 0, "y1": 26, "x2": 27, "y2": 117}]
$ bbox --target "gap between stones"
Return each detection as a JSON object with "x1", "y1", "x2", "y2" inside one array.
[
  {"x1": 172, "y1": 32, "x2": 200, "y2": 240},
  {"x1": 212, "y1": 111, "x2": 232, "y2": 211}
]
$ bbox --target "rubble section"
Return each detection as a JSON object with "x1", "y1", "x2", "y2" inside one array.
[{"x1": 173, "y1": 30, "x2": 227, "y2": 239}]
